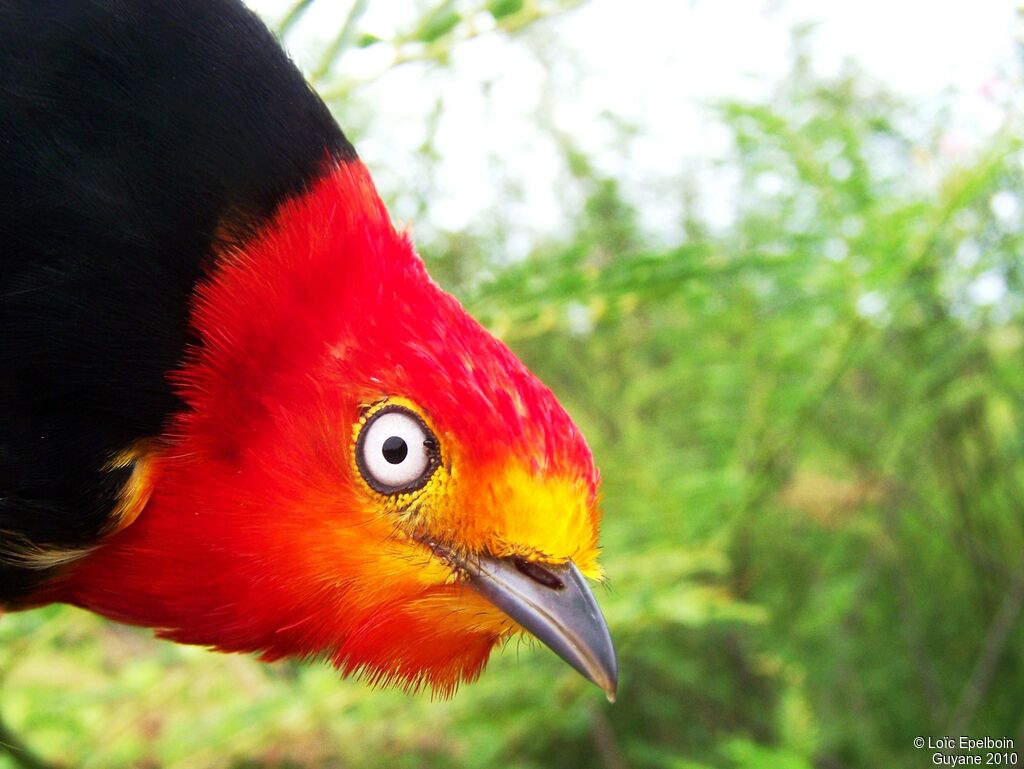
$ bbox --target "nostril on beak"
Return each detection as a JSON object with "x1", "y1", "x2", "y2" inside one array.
[
  {"x1": 461, "y1": 553, "x2": 617, "y2": 697},
  {"x1": 512, "y1": 556, "x2": 565, "y2": 590}
]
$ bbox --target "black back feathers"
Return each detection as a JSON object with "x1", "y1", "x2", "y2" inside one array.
[{"x1": 0, "y1": 0, "x2": 354, "y2": 602}]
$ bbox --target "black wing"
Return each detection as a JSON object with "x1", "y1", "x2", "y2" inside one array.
[{"x1": 0, "y1": 0, "x2": 353, "y2": 602}]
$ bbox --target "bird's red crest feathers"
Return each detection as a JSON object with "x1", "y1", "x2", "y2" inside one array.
[{"x1": 55, "y1": 160, "x2": 602, "y2": 694}]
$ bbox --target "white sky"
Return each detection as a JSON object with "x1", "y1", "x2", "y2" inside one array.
[{"x1": 247, "y1": 0, "x2": 1020, "y2": 249}]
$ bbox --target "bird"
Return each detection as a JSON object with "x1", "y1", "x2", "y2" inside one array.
[{"x1": 0, "y1": 0, "x2": 616, "y2": 698}]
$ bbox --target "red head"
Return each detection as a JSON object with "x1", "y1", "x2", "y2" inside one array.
[{"x1": 55, "y1": 161, "x2": 612, "y2": 696}]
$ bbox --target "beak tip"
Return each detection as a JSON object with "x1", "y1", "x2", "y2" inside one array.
[
  {"x1": 462, "y1": 557, "x2": 614, "y2": 700},
  {"x1": 591, "y1": 651, "x2": 618, "y2": 702},
  {"x1": 461, "y1": 552, "x2": 618, "y2": 701},
  {"x1": 596, "y1": 669, "x2": 618, "y2": 702}
]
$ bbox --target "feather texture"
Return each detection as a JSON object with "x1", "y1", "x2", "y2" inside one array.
[{"x1": 0, "y1": 0, "x2": 351, "y2": 600}]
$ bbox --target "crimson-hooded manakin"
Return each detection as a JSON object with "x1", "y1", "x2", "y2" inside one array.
[{"x1": 0, "y1": 0, "x2": 616, "y2": 698}]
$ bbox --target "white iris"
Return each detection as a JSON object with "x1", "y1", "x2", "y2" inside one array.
[{"x1": 359, "y1": 410, "x2": 431, "y2": 491}]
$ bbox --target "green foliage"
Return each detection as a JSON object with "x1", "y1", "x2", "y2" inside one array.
[
  {"x1": 3, "y1": 9, "x2": 1023, "y2": 769},
  {"x1": 488, "y1": 0, "x2": 524, "y2": 21},
  {"x1": 412, "y1": 4, "x2": 461, "y2": 44}
]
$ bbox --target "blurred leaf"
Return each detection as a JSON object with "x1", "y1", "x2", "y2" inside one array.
[
  {"x1": 488, "y1": 0, "x2": 525, "y2": 20},
  {"x1": 413, "y1": 5, "x2": 461, "y2": 44}
]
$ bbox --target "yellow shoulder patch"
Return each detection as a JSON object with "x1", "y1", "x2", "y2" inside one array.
[{"x1": 103, "y1": 441, "x2": 158, "y2": 535}]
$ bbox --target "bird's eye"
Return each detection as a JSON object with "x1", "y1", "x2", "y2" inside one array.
[{"x1": 355, "y1": 406, "x2": 440, "y2": 494}]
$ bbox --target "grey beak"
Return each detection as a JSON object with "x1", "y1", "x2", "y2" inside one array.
[{"x1": 461, "y1": 553, "x2": 618, "y2": 701}]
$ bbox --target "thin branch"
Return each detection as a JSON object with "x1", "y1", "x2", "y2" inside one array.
[
  {"x1": 309, "y1": 0, "x2": 370, "y2": 85},
  {"x1": 274, "y1": 0, "x2": 317, "y2": 40},
  {"x1": 1014, "y1": 711, "x2": 1023, "y2": 763},
  {"x1": 317, "y1": 0, "x2": 588, "y2": 102},
  {"x1": 947, "y1": 560, "x2": 1024, "y2": 734},
  {"x1": 0, "y1": 711, "x2": 63, "y2": 769},
  {"x1": 590, "y1": 707, "x2": 629, "y2": 769}
]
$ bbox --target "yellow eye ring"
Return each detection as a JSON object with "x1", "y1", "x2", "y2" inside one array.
[{"x1": 354, "y1": 403, "x2": 441, "y2": 495}]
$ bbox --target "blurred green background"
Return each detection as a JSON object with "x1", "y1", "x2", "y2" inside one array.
[{"x1": 2, "y1": 2, "x2": 1023, "y2": 768}]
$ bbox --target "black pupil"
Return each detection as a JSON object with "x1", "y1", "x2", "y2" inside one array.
[{"x1": 381, "y1": 436, "x2": 408, "y2": 464}]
